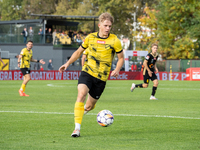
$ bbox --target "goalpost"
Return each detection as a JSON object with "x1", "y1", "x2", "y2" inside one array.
[{"x1": 124, "y1": 50, "x2": 148, "y2": 71}]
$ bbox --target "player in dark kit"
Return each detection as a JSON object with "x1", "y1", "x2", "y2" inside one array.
[{"x1": 130, "y1": 43, "x2": 159, "y2": 100}]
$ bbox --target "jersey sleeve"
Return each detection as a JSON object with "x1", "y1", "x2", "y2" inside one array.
[
  {"x1": 81, "y1": 35, "x2": 90, "y2": 49},
  {"x1": 145, "y1": 53, "x2": 151, "y2": 61},
  {"x1": 83, "y1": 49, "x2": 88, "y2": 55},
  {"x1": 114, "y1": 38, "x2": 122, "y2": 53},
  {"x1": 20, "y1": 48, "x2": 26, "y2": 56}
]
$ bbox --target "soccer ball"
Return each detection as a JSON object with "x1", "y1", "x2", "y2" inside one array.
[{"x1": 97, "y1": 110, "x2": 114, "y2": 127}]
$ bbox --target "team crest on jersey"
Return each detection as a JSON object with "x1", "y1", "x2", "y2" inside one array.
[
  {"x1": 97, "y1": 40, "x2": 105, "y2": 44},
  {"x1": 154, "y1": 58, "x2": 157, "y2": 60}
]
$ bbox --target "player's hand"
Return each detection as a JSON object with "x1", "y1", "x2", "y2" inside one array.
[
  {"x1": 111, "y1": 70, "x2": 119, "y2": 77},
  {"x1": 17, "y1": 63, "x2": 20, "y2": 68},
  {"x1": 59, "y1": 64, "x2": 68, "y2": 73},
  {"x1": 148, "y1": 71, "x2": 153, "y2": 77},
  {"x1": 40, "y1": 59, "x2": 45, "y2": 65}
]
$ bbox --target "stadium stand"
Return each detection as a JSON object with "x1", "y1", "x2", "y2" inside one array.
[
  {"x1": 55, "y1": 32, "x2": 72, "y2": 45},
  {"x1": 0, "y1": 48, "x2": 18, "y2": 70}
]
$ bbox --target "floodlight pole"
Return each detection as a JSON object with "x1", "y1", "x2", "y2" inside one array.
[
  {"x1": 94, "y1": 18, "x2": 96, "y2": 32},
  {"x1": 133, "y1": 12, "x2": 136, "y2": 51},
  {"x1": 133, "y1": 5, "x2": 138, "y2": 51}
]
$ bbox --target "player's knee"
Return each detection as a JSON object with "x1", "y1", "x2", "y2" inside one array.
[
  {"x1": 77, "y1": 93, "x2": 87, "y2": 102},
  {"x1": 85, "y1": 104, "x2": 95, "y2": 111},
  {"x1": 86, "y1": 105, "x2": 93, "y2": 111},
  {"x1": 143, "y1": 84, "x2": 148, "y2": 88},
  {"x1": 154, "y1": 80, "x2": 159, "y2": 86}
]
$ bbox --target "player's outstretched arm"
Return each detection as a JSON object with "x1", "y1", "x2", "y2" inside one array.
[
  {"x1": 30, "y1": 57, "x2": 45, "y2": 64},
  {"x1": 59, "y1": 46, "x2": 85, "y2": 73},
  {"x1": 111, "y1": 51, "x2": 124, "y2": 77}
]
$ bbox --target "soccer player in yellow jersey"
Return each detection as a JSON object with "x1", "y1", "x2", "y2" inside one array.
[
  {"x1": 59, "y1": 12, "x2": 124, "y2": 137},
  {"x1": 18, "y1": 40, "x2": 45, "y2": 96}
]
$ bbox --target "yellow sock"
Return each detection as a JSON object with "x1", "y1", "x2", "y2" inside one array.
[
  {"x1": 20, "y1": 84, "x2": 26, "y2": 92},
  {"x1": 92, "y1": 104, "x2": 96, "y2": 110},
  {"x1": 74, "y1": 102, "x2": 84, "y2": 125}
]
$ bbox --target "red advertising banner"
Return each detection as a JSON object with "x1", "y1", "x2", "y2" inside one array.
[
  {"x1": 0, "y1": 70, "x2": 187, "y2": 81},
  {"x1": 186, "y1": 68, "x2": 200, "y2": 81}
]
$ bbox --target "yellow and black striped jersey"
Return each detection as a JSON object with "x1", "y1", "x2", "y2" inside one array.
[
  {"x1": 83, "y1": 49, "x2": 89, "y2": 55},
  {"x1": 81, "y1": 32, "x2": 122, "y2": 81},
  {"x1": 19, "y1": 48, "x2": 33, "y2": 68}
]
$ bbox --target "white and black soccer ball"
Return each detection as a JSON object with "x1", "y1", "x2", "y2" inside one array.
[{"x1": 97, "y1": 110, "x2": 114, "y2": 127}]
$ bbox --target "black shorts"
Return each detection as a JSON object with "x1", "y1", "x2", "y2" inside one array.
[
  {"x1": 78, "y1": 71, "x2": 106, "y2": 100},
  {"x1": 20, "y1": 68, "x2": 30, "y2": 76},
  {"x1": 143, "y1": 70, "x2": 157, "y2": 84}
]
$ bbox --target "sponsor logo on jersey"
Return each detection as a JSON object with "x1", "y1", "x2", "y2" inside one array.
[
  {"x1": 97, "y1": 40, "x2": 105, "y2": 44},
  {"x1": 146, "y1": 56, "x2": 150, "y2": 60}
]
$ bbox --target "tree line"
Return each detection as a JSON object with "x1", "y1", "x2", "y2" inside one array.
[{"x1": 0, "y1": 0, "x2": 199, "y2": 59}]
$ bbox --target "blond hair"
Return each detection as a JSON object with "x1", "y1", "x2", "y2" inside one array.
[
  {"x1": 151, "y1": 43, "x2": 158, "y2": 48},
  {"x1": 99, "y1": 12, "x2": 114, "y2": 24}
]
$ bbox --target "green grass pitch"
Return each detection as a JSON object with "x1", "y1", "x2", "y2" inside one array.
[{"x1": 0, "y1": 80, "x2": 200, "y2": 150}]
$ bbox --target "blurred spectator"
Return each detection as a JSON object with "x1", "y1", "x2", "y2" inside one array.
[
  {"x1": 52, "y1": 29, "x2": 57, "y2": 44},
  {"x1": 58, "y1": 29, "x2": 62, "y2": 33},
  {"x1": 37, "y1": 63, "x2": 40, "y2": 70},
  {"x1": 78, "y1": 30, "x2": 83, "y2": 35},
  {"x1": 46, "y1": 28, "x2": 52, "y2": 43},
  {"x1": 73, "y1": 31, "x2": 77, "y2": 42},
  {"x1": 45, "y1": 28, "x2": 48, "y2": 34},
  {"x1": 68, "y1": 29, "x2": 73, "y2": 40},
  {"x1": 131, "y1": 63, "x2": 137, "y2": 72},
  {"x1": 28, "y1": 26, "x2": 34, "y2": 41},
  {"x1": 76, "y1": 34, "x2": 83, "y2": 46},
  {"x1": 40, "y1": 65, "x2": 44, "y2": 71},
  {"x1": 34, "y1": 63, "x2": 37, "y2": 70},
  {"x1": 83, "y1": 31, "x2": 87, "y2": 36},
  {"x1": 138, "y1": 62, "x2": 143, "y2": 71},
  {"x1": 33, "y1": 63, "x2": 40, "y2": 70},
  {"x1": 38, "y1": 28, "x2": 43, "y2": 43},
  {"x1": 61, "y1": 30, "x2": 65, "y2": 36},
  {"x1": 48, "y1": 59, "x2": 54, "y2": 70},
  {"x1": 21, "y1": 28, "x2": 28, "y2": 43}
]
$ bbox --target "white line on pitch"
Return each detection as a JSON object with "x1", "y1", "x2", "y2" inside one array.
[{"x1": 0, "y1": 110, "x2": 200, "y2": 120}]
